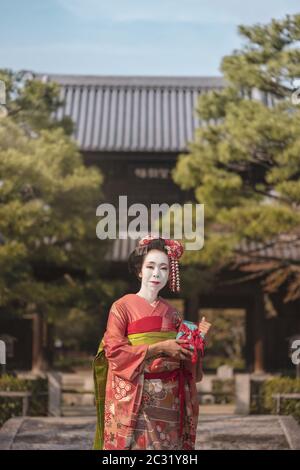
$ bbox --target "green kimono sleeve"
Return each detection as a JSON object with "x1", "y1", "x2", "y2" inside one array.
[{"x1": 92, "y1": 339, "x2": 108, "y2": 450}]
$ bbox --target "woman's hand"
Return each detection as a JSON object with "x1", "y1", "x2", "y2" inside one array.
[
  {"x1": 161, "y1": 339, "x2": 194, "y2": 361},
  {"x1": 198, "y1": 316, "x2": 212, "y2": 340}
]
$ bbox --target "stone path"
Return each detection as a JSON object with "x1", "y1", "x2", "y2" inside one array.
[
  {"x1": 0, "y1": 414, "x2": 299, "y2": 450},
  {"x1": 196, "y1": 414, "x2": 300, "y2": 450},
  {"x1": 0, "y1": 416, "x2": 95, "y2": 450}
]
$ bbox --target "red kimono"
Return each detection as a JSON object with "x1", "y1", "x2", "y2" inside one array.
[{"x1": 96, "y1": 293, "x2": 200, "y2": 450}]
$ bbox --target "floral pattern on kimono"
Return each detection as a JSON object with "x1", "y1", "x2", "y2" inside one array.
[{"x1": 94, "y1": 293, "x2": 200, "y2": 450}]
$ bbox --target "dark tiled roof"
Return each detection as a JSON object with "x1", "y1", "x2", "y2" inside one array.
[
  {"x1": 104, "y1": 237, "x2": 138, "y2": 262},
  {"x1": 104, "y1": 236, "x2": 300, "y2": 263},
  {"x1": 237, "y1": 236, "x2": 300, "y2": 262},
  {"x1": 43, "y1": 74, "x2": 225, "y2": 153}
]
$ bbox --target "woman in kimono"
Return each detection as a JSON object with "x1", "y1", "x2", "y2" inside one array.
[{"x1": 93, "y1": 235, "x2": 211, "y2": 450}]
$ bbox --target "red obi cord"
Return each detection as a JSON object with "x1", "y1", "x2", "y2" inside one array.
[{"x1": 144, "y1": 367, "x2": 193, "y2": 437}]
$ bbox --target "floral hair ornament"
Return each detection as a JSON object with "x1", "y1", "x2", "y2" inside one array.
[{"x1": 136, "y1": 234, "x2": 184, "y2": 293}]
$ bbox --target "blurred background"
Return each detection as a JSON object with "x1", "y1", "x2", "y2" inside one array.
[{"x1": 0, "y1": 0, "x2": 300, "y2": 439}]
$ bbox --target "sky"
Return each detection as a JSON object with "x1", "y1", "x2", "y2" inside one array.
[{"x1": 1, "y1": 0, "x2": 299, "y2": 77}]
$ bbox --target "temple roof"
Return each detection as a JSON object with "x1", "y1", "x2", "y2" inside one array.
[{"x1": 43, "y1": 74, "x2": 225, "y2": 153}]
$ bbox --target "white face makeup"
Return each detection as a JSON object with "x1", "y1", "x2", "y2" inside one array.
[{"x1": 139, "y1": 249, "x2": 170, "y2": 295}]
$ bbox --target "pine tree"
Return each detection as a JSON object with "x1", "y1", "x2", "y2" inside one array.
[
  {"x1": 0, "y1": 70, "x2": 125, "y2": 357},
  {"x1": 173, "y1": 14, "x2": 300, "y2": 301}
]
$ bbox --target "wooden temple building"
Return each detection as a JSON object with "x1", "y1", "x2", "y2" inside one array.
[{"x1": 28, "y1": 75, "x2": 300, "y2": 373}]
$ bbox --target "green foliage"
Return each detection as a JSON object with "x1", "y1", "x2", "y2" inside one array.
[
  {"x1": 52, "y1": 355, "x2": 92, "y2": 372},
  {"x1": 0, "y1": 70, "x2": 122, "y2": 353},
  {"x1": 0, "y1": 69, "x2": 73, "y2": 133},
  {"x1": 251, "y1": 377, "x2": 300, "y2": 423},
  {"x1": 201, "y1": 308, "x2": 246, "y2": 371},
  {"x1": 53, "y1": 278, "x2": 128, "y2": 353},
  {"x1": 204, "y1": 356, "x2": 245, "y2": 370},
  {"x1": 0, "y1": 374, "x2": 48, "y2": 427},
  {"x1": 173, "y1": 14, "x2": 300, "y2": 299},
  {"x1": 0, "y1": 114, "x2": 108, "y2": 319},
  {"x1": 212, "y1": 379, "x2": 235, "y2": 404},
  {"x1": 222, "y1": 15, "x2": 300, "y2": 97}
]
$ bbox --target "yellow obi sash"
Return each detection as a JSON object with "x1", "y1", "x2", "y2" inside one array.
[{"x1": 128, "y1": 331, "x2": 176, "y2": 345}]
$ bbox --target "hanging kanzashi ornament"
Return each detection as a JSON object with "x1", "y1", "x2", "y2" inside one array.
[{"x1": 136, "y1": 235, "x2": 184, "y2": 293}]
